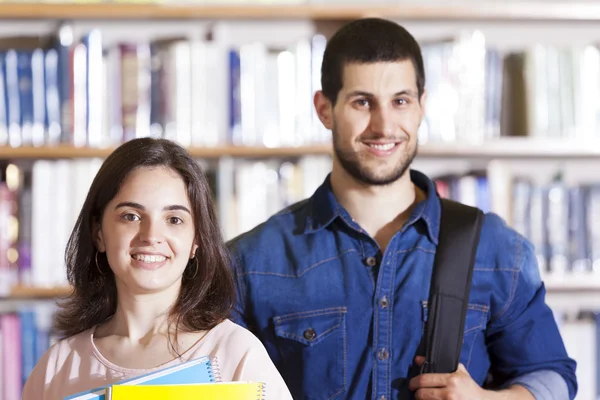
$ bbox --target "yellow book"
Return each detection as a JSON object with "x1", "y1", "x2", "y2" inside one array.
[{"x1": 106, "y1": 382, "x2": 265, "y2": 400}]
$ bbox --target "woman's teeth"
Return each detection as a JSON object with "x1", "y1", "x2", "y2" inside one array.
[{"x1": 132, "y1": 254, "x2": 167, "y2": 263}]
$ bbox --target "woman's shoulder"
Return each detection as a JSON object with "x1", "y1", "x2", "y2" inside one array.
[
  {"x1": 22, "y1": 327, "x2": 96, "y2": 400},
  {"x1": 40, "y1": 328, "x2": 91, "y2": 364},
  {"x1": 201, "y1": 320, "x2": 293, "y2": 399},
  {"x1": 184, "y1": 319, "x2": 266, "y2": 363},
  {"x1": 207, "y1": 319, "x2": 264, "y2": 348}
]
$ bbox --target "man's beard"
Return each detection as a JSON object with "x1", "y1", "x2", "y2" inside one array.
[{"x1": 332, "y1": 129, "x2": 417, "y2": 186}]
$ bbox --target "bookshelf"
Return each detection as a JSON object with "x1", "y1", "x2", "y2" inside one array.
[
  {"x1": 5, "y1": 285, "x2": 71, "y2": 299},
  {"x1": 0, "y1": 4, "x2": 598, "y2": 398},
  {"x1": 0, "y1": 144, "x2": 333, "y2": 160},
  {"x1": 0, "y1": 3, "x2": 599, "y2": 22},
  {"x1": 1, "y1": 138, "x2": 599, "y2": 160}
]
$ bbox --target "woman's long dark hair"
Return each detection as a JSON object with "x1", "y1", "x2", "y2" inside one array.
[{"x1": 54, "y1": 138, "x2": 235, "y2": 347}]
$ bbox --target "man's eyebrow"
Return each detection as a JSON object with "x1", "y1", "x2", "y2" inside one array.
[
  {"x1": 394, "y1": 89, "x2": 419, "y2": 98},
  {"x1": 345, "y1": 89, "x2": 419, "y2": 99},
  {"x1": 345, "y1": 90, "x2": 374, "y2": 99}
]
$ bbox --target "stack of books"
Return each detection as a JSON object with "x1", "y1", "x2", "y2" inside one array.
[{"x1": 64, "y1": 356, "x2": 265, "y2": 399}]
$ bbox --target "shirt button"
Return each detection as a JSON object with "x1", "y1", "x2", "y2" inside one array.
[
  {"x1": 365, "y1": 256, "x2": 377, "y2": 267},
  {"x1": 378, "y1": 348, "x2": 389, "y2": 361},
  {"x1": 303, "y1": 328, "x2": 316, "y2": 341},
  {"x1": 380, "y1": 296, "x2": 389, "y2": 308}
]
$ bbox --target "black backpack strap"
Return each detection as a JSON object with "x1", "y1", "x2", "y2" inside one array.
[{"x1": 421, "y1": 198, "x2": 484, "y2": 374}]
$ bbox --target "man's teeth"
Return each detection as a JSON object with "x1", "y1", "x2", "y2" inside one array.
[
  {"x1": 132, "y1": 254, "x2": 167, "y2": 263},
  {"x1": 368, "y1": 143, "x2": 396, "y2": 151}
]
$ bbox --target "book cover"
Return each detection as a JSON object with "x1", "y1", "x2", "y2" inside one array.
[
  {"x1": 64, "y1": 355, "x2": 218, "y2": 400},
  {"x1": 107, "y1": 382, "x2": 266, "y2": 400}
]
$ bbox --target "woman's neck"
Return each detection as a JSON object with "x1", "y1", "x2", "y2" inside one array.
[{"x1": 97, "y1": 284, "x2": 179, "y2": 343}]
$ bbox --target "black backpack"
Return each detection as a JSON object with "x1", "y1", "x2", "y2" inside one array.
[{"x1": 420, "y1": 198, "x2": 484, "y2": 374}]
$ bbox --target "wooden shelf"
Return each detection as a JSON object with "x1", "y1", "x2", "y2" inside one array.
[
  {"x1": 0, "y1": 144, "x2": 333, "y2": 159},
  {"x1": 0, "y1": 2, "x2": 598, "y2": 21},
  {"x1": 544, "y1": 274, "x2": 600, "y2": 292},
  {"x1": 1, "y1": 138, "x2": 599, "y2": 160},
  {"x1": 4, "y1": 285, "x2": 72, "y2": 299},
  {"x1": 418, "y1": 138, "x2": 600, "y2": 159}
]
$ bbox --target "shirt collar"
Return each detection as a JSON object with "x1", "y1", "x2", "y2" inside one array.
[{"x1": 304, "y1": 170, "x2": 441, "y2": 244}]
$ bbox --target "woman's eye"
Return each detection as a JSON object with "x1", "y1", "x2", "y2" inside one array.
[
  {"x1": 123, "y1": 214, "x2": 140, "y2": 222},
  {"x1": 169, "y1": 217, "x2": 183, "y2": 225}
]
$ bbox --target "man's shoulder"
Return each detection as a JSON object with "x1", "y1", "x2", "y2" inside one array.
[
  {"x1": 477, "y1": 211, "x2": 535, "y2": 272},
  {"x1": 226, "y1": 198, "x2": 311, "y2": 255}
]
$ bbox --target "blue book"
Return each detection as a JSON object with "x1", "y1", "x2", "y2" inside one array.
[{"x1": 64, "y1": 355, "x2": 218, "y2": 400}]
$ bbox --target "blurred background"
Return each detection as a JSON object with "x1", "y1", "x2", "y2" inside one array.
[{"x1": 0, "y1": 0, "x2": 599, "y2": 399}]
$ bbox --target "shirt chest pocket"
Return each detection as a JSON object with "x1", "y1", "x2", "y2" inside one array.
[
  {"x1": 273, "y1": 307, "x2": 347, "y2": 400},
  {"x1": 420, "y1": 301, "x2": 488, "y2": 370}
]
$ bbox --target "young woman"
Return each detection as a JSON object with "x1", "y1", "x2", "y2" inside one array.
[{"x1": 22, "y1": 138, "x2": 292, "y2": 399}]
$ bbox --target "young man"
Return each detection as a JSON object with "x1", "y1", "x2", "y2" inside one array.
[{"x1": 227, "y1": 18, "x2": 577, "y2": 400}]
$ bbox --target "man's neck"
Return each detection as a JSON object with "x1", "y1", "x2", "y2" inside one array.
[{"x1": 330, "y1": 165, "x2": 425, "y2": 251}]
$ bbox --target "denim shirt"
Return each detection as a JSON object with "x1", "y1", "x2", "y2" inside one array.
[{"x1": 227, "y1": 170, "x2": 577, "y2": 400}]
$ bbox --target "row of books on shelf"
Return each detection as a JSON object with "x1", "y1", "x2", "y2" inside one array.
[
  {"x1": 0, "y1": 156, "x2": 598, "y2": 295},
  {"x1": 0, "y1": 25, "x2": 327, "y2": 150},
  {"x1": 0, "y1": 26, "x2": 599, "y2": 151},
  {"x1": 434, "y1": 172, "x2": 600, "y2": 275},
  {"x1": 0, "y1": 306, "x2": 265, "y2": 399},
  {"x1": 0, "y1": 156, "x2": 331, "y2": 291}
]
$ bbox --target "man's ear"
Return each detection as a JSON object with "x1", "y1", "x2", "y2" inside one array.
[
  {"x1": 93, "y1": 222, "x2": 106, "y2": 253},
  {"x1": 419, "y1": 89, "x2": 427, "y2": 120},
  {"x1": 313, "y1": 90, "x2": 334, "y2": 130}
]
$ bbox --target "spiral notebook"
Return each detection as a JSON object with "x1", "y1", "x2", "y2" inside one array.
[
  {"x1": 64, "y1": 356, "x2": 219, "y2": 400},
  {"x1": 106, "y1": 382, "x2": 266, "y2": 399}
]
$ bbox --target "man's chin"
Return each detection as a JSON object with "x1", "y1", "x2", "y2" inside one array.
[{"x1": 352, "y1": 167, "x2": 409, "y2": 186}]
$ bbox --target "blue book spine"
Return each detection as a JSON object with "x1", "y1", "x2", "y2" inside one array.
[
  {"x1": 476, "y1": 176, "x2": 490, "y2": 214},
  {"x1": 228, "y1": 48, "x2": 241, "y2": 145},
  {"x1": 5, "y1": 49, "x2": 21, "y2": 147},
  {"x1": 56, "y1": 25, "x2": 73, "y2": 144},
  {"x1": 0, "y1": 51, "x2": 8, "y2": 145},
  {"x1": 17, "y1": 50, "x2": 34, "y2": 147},
  {"x1": 45, "y1": 48, "x2": 62, "y2": 145},
  {"x1": 31, "y1": 48, "x2": 46, "y2": 147},
  {"x1": 19, "y1": 310, "x2": 37, "y2": 390}
]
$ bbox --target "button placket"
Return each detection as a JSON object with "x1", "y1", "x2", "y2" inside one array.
[
  {"x1": 377, "y1": 348, "x2": 389, "y2": 361},
  {"x1": 365, "y1": 256, "x2": 377, "y2": 267},
  {"x1": 380, "y1": 296, "x2": 389, "y2": 308}
]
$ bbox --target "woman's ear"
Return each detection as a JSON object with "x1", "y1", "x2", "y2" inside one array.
[
  {"x1": 93, "y1": 222, "x2": 106, "y2": 253},
  {"x1": 190, "y1": 243, "x2": 199, "y2": 259}
]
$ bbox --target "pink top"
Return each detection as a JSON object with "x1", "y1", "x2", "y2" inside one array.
[{"x1": 22, "y1": 319, "x2": 293, "y2": 400}]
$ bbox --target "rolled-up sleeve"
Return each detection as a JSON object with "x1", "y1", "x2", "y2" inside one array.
[
  {"x1": 504, "y1": 370, "x2": 569, "y2": 400},
  {"x1": 485, "y1": 234, "x2": 577, "y2": 399}
]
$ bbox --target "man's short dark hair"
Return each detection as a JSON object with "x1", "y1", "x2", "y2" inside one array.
[{"x1": 321, "y1": 18, "x2": 425, "y2": 105}]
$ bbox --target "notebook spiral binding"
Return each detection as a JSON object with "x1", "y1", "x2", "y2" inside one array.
[
  {"x1": 257, "y1": 382, "x2": 267, "y2": 400},
  {"x1": 210, "y1": 357, "x2": 222, "y2": 383}
]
